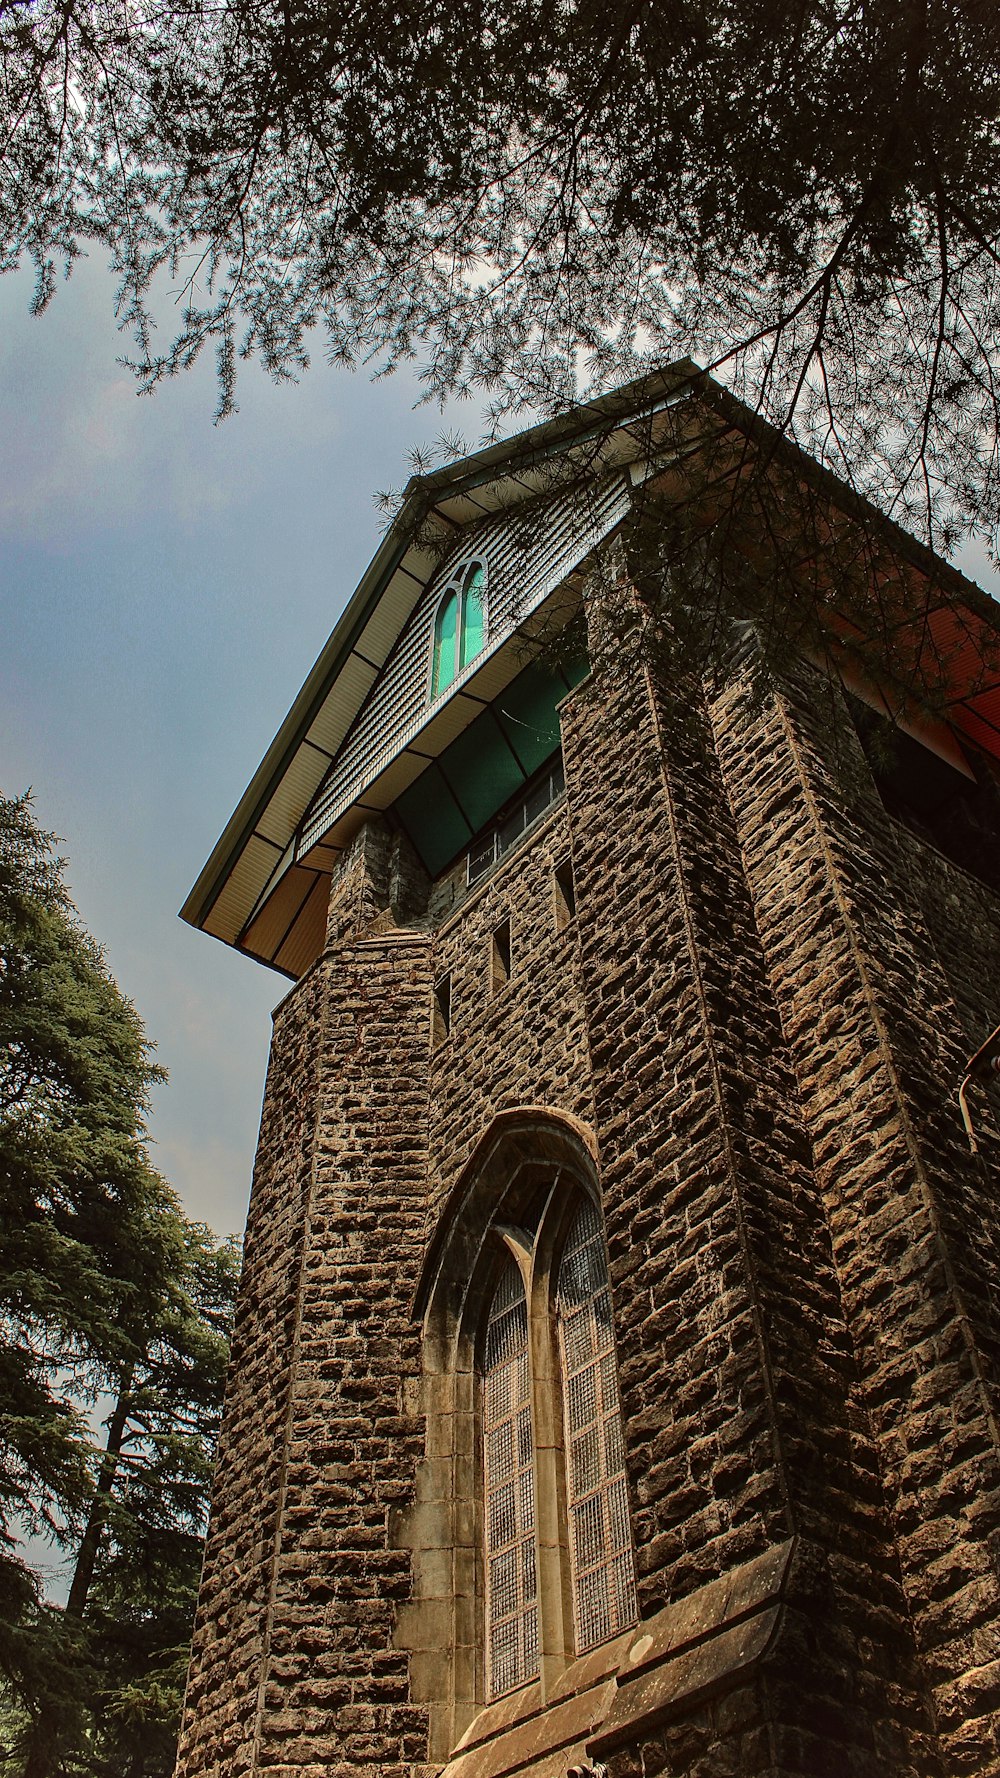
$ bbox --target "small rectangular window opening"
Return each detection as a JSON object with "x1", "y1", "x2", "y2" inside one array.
[
  {"x1": 491, "y1": 918, "x2": 511, "y2": 994},
  {"x1": 554, "y1": 859, "x2": 576, "y2": 929},
  {"x1": 467, "y1": 754, "x2": 566, "y2": 886},
  {"x1": 847, "y1": 692, "x2": 1000, "y2": 892},
  {"x1": 468, "y1": 830, "x2": 499, "y2": 884},
  {"x1": 432, "y1": 973, "x2": 452, "y2": 1046}
]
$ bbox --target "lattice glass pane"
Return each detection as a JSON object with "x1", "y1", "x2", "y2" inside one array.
[
  {"x1": 519, "y1": 1466, "x2": 535, "y2": 1533},
  {"x1": 521, "y1": 1536, "x2": 537, "y2": 1601},
  {"x1": 600, "y1": 1349, "x2": 618, "y2": 1404},
  {"x1": 490, "y1": 1549, "x2": 518, "y2": 1620},
  {"x1": 576, "y1": 1563, "x2": 612, "y2": 1651},
  {"x1": 483, "y1": 1259, "x2": 539, "y2": 1697},
  {"x1": 573, "y1": 1491, "x2": 606, "y2": 1570},
  {"x1": 571, "y1": 1426, "x2": 601, "y2": 1496},
  {"x1": 557, "y1": 1202, "x2": 638, "y2": 1652},
  {"x1": 489, "y1": 1481, "x2": 517, "y2": 1552},
  {"x1": 567, "y1": 1363, "x2": 598, "y2": 1434},
  {"x1": 558, "y1": 1211, "x2": 606, "y2": 1303},
  {"x1": 562, "y1": 1305, "x2": 598, "y2": 1371},
  {"x1": 594, "y1": 1289, "x2": 614, "y2": 1342},
  {"x1": 523, "y1": 1604, "x2": 538, "y2": 1672},
  {"x1": 490, "y1": 1617, "x2": 518, "y2": 1697},
  {"x1": 513, "y1": 1349, "x2": 530, "y2": 1406},
  {"x1": 604, "y1": 1408, "x2": 625, "y2": 1476},
  {"x1": 517, "y1": 1406, "x2": 533, "y2": 1467},
  {"x1": 610, "y1": 1550, "x2": 637, "y2": 1625},
  {"x1": 608, "y1": 1474, "x2": 631, "y2": 1546},
  {"x1": 488, "y1": 1420, "x2": 513, "y2": 1478},
  {"x1": 487, "y1": 1366, "x2": 511, "y2": 1424}
]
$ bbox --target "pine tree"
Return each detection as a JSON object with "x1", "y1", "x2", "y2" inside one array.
[
  {"x1": 0, "y1": 793, "x2": 240, "y2": 1776},
  {"x1": 0, "y1": 793, "x2": 174, "y2": 1628},
  {"x1": 20, "y1": 1223, "x2": 240, "y2": 1778}
]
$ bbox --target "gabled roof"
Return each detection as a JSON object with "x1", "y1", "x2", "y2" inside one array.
[
  {"x1": 180, "y1": 361, "x2": 700, "y2": 971},
  {"x1": 181, "y1": 358, "x2": 1000, "y2": 978}
]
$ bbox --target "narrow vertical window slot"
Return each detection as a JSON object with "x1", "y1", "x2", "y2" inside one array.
[
  {"x1": 491, "y1": 918, "x2": 512, "y2": 994},
  {"x1": 432, "y1": 973, "x2": 452, "y2": 1046},
  {"x1": 554, "y1": 859, "x2": 576, "y2": 928}
]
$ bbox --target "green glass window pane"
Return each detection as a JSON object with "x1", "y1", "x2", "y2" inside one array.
[
  {"x1": 432, "y1": 591, "x2": 459, "y2": 698},
  {"x1": 495, "y1": 661, "x2": 565, "y2": 775},
  {"x1": 397, "y1": 653, "x2": 581, "y2": 874},
  {"x1": 440, "y1": 714, "x2": 524, "y2": 832},
  {"x1": 395, "y1": 763, "x2": 472, "y2": 875},
  {"x1": 459, "y1": 566, "x2": 486, "y2": 670}
]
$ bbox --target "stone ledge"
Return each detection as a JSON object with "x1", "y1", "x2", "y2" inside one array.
[{"x1": 437, "y1": 1540, "x2": 797, "y2": 1778}]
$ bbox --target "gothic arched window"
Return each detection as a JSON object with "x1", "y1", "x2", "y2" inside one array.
[
  {"x1": 475, "y1": 1188, "x2": 636, "y2": 1699},
  {"x1": 406, "y1": 1119, "x2": 638, "y2": 1751},
  {"x1": 430, "y1": 560, "x2": 487, "y2": 699}
]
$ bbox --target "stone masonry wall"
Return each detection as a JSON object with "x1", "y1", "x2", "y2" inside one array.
[
  {"x1": 176, "y1": 950, "x2": 328, "y2": 1775},
  {"x1": 711, "y1": 654, "x2": 1000, "y2": 1772},
  {"x1": 559, "y1": 644, "x2": 940, "y2": 1777},
  {"x1": 248, "y1": 922, "x2": 432, "y2": 1777},
  {"x1": 425, "y1": 801, "x2": 592, "y2": 1217},
  {"x1": 176, "y1": 831, "x2": 435, "y2": 1778}
]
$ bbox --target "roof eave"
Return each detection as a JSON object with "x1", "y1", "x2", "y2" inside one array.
[
  {"x1": 180, "y1": 484, "x2": 428, "y2": 931},
  {"x1": 182, "y1": 353, "x2": 999, "y2": 953},
  {"x1": 181, "y1": 359, "x2": 703, "y2": 936}
]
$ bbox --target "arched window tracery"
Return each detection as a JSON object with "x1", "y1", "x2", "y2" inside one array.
[
  {"x1": 475, "y1": 1188, "x2": 636, "y2": 1700},
  {"x1": 431, "y1": 560, "x2": 487, "y2": 699},
  {"x1": 406, "y1": 1120, "x2": 637, "y2": 1748}
]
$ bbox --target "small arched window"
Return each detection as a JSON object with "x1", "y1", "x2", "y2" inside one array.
[{"x1": 431, "y1": 561, "x2": 487, "y2": 699}]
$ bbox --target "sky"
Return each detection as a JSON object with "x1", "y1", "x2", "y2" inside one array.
[{"x1": 0, "y1": 251, "x2": 479, "y2": 1241}]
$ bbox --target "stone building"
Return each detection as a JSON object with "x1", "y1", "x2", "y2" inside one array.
[{"x1": 176, "y1": 364, "x2": 1000, "y2": 1777}]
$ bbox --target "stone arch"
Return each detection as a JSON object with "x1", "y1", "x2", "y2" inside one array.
[{"x1": 413, "y1": 1105, "x2": 601, "y2": 1331}]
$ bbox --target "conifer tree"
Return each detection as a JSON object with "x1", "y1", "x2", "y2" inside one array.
[
  {"x1": 17, "y1": 1222, "x2": 240, "y2": 1778},
  {"x1": 0, "y1": 793, "x2": 239, "y2": 1777},
  {"x1": 0, "y1": 793, "x2": 173, "y2": 1619}
]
